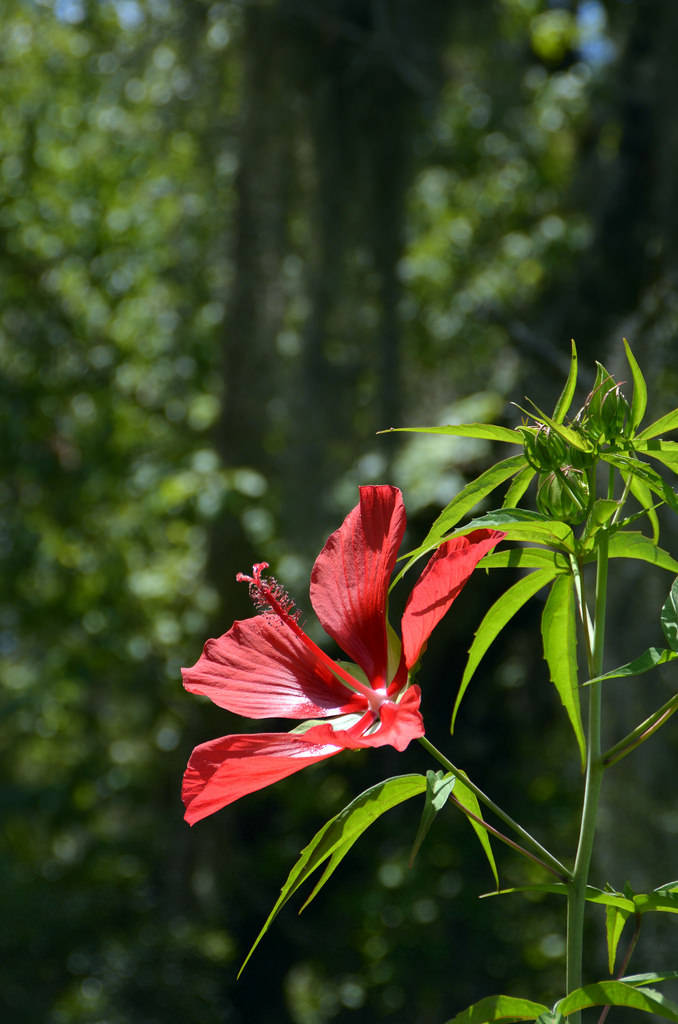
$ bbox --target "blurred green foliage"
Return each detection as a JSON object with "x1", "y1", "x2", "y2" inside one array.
[{"x1": 2, "y1": 0, "x2": 678, "y2": 1021}]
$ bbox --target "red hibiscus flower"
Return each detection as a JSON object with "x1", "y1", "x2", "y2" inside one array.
[{"x1": 182, "y1": 485, "x2": 503, "y2": 825}]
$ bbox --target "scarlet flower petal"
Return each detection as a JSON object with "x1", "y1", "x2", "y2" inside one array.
[
  {"x1": 182, "y1": 732, "x2": 343, "y2": 825},
  {"x1": 401, "y1": 529, "x2": 505, "y2": 669},
  {"x1": 310, "y1": 485, "x2": 406, "y2": 686},
  {"x1": 182, "y1": 615, "x2": 364, "y2": 719},
  {"x1": 302, "y1": 685, "x2": 424, "y2": 753}
]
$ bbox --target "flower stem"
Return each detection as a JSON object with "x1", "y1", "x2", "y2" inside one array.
[
  {"x1": 603, "y1": 692, "x2": 678, "y2": 767},
  {"x1": 418, "y1": 736, "x2": 570, "y2": 881},
  {"x1": 566, "y1": 527, "x2": 609, "y2": 1017}
]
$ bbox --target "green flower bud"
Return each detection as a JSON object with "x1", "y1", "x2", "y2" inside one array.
[
  {"x1": 521, "y1": 425, "x2": 568, "y2": 472},
  {"x1": 536, "y1": 466, "x2": 590, "y2": 524},
  {"x1": 579, "y1": 362, "x2": 630, "y2": 442}
]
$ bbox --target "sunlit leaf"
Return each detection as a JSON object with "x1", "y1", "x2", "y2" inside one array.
[
  {"x1": 585, "y1": 646, "x2": 678, "y2": 684},
  {"x1": 622, "y1": 972, "x2": 678, "y2": 987},
  {"x1": 603, "y1": 452, "x2": 678, "y2": 511},
  {"x1": 541, "y1": 574, "x2": 585, "y2": 767},
  {"x1": 604, "y1": 532, "x2": 678, "y2": 574},
  {"x1": 552, "y1": 339, "x2": 578, "y2": 424},
  {"x1": 382, "y1": 423, "x2": 523, "y2": 443},
  {"x1": 623, "y1": 338, "x2": 647, "y2": 433},
  {"x1": 635, "y1": 439, "x2": 678, "y2": 474},
  {"x1": 478, "y1": 548, "x2": 568, "y2": 572},
  {"x1": 625, "y1": 472, "x2": 660, "y2": 544},
  {"x1": 661, "y1": 577, "x2": 678, "y2": 651},
  {"x1": 425, "y1": 455, "x2": 527, "y2": 537},
  {"x1": 443, "y1": 994, "x2": 549, "y2": 1024},
  {"x1": 556, "y1": 981, "x2": 678, "y2": 1021},
  {"x1": 409, "y1": 770, "x2": 455, "y2": 866},
  {"x1": 503, "y1": 464, "x2": 536, "y2": 508},
  {"x1": 483, "y1": 884, "x2": 634, "y2": 912},
  {"x1": 636, "y1": 407, "x2": 678, "y2": 441},
  {"x1": 239, "y1": 774, "x2": 427, "y2": 975},
  {"x1": 452, "y1": 569, "x2": 558, "y2": 732},
  {"x1": 606, "y1": 902, "x2": 632, "y2": 974},
  {"x1": 452, "y1": 776, "x2": 499, "y2": 889}
]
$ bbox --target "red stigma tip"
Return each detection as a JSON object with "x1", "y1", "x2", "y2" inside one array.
[{"x1": 236, "y1": 563, "x2": 299, "y2": 624}]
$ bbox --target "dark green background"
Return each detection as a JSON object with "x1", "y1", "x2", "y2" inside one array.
[{"x1": 2, "y1": 1, "x2": 677, "y2": 1021}]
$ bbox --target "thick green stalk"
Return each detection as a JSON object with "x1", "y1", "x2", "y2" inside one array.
[
  {"x1": 419, "y1": 736, "x2": 570, "y2": 880},
  {"x1": 566, "y1": 529, "x2": 609, "y2": 1014}
]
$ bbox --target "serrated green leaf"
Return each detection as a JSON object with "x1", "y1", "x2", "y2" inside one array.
[
  {"x1": 541, "y1": 575, "x2": 585, "y2": 768},
  {"x1": 443, "y1": 994, "x2": 549, "y2": 1024},
  {"x1": 382, "y1": 423, "x2": 523, "y2": 443},
  {"x1": 553, "y1": 339, "x2": 579, "y2": 424},
  {"x1": 585, "y1": 645, "x2": 678, "y2": 684},
  {"x1": 452, "y1": 776, "x2": 499, "y2": 888},
  {"x1": 606, "y1": 902, "x2": 632, "y2": 974},
  {"x1": 605, "y1": 532, "x2": 678, "y2": 574},
  {"x1": 478, "y1": 547, "x2": 568, "y2": 572},
  {"x1": 239, "y1": 774, "x2": 427, "y2": 975},
  {"x1": 557, "y1": 981, "x2": 678, "y2": 1021},
  {"x1": 503, "y1": 464, "x2": 536, "y2": 508},
  {"x1": 409, "y1": 770, "x2": 455, "y2": 866},
  {"x1": 661, "y1": 578, "x2": 678, "y2": 651},
  {"x1": 636, "y1": 407, "x2": 678, "y2": 441},
  {"x1": 624, "y1": 338, "x2": 648, "y2": 433},
  {"x1": 452, "y1": 569, "x2": 557, "y2": 732}
]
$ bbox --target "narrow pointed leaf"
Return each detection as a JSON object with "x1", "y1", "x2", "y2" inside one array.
[
  {"x1": 661, "y1": 577, "x2": 678, "y2": 651},
  {"x1": 633, "y1": 888, "x2": 678, "y2": 914},
  {"x1": 636, "y1": 439, "x2": 678, "y2": 474},
  {"x1": 624, "y1": 338, "x2": 648, "y2": 433},
  {"x1": 393, "y1": 460, "x2": 528, "y2": 584},
  {"x1": 239, "y1": 774, "x2": 427, "y2": 975},
  {"x1": 479, "y1": 548, "x2": 568, "y2": 572},
  {"x1": 452, "y1": 569, "x2": 557, "y2": 732},
  {"x1": 452, "y1": 776, "x2": 499, "y2": 888},
  {"x1": 605, "y1": 532, "x2": 678, "y2": 574},
  {"x1": 523, "y1": 400, "x2": 591, "y2": 452},
  {"x1": 553, "y1": 339, "x2": 579, "y2": 424},
  {"x1": 427, "y1": 456, "x2": 528, "y2": 537},
  {"x1": 409, "y1": 770, "x2": 455, "y2": 866},
  {"x1": 606, "y1": 902, "x2": 632, "y2": 974},
  {"x1": 557, "y1": 981, "x2": 678, "y2": 1021},
  {"x1": 382, "y1": 423, "x2": 523, "y2": 443},
  {"x1": 503, "y1": 464, "x2": 536, "y2": 508},
  {"x1": 484, "y1": 884, "x2": 635, "y2": 911},
  {"x1": 625, "y1": 471, "x2": 660, "y2": 544},
  {"x1": 622, "y1": 972, "x2": 678, "y2": 987},
  {"x1": 443, "y1": 994, "x2": 549, "y2": 1024},
  {"x1": 541, "y1": 575, "x2": 585, "y2": 768},
  {"x1": 585, "y1": 645, "x2": 678, "y2": 683},
  {"x1": 636, "y1": 407, "x2": 678, "y2": 441},
  {"x1": 603, "y1": 453, "x2": 678, "y2": 511}
]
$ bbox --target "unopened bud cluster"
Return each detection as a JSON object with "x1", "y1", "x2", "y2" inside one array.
[
  {"x1": 520, "y1": 364, "x2": 631, "y2": 525},
  {"x1": 576, "y1": 362, "x2": 631, "y2": 444}
]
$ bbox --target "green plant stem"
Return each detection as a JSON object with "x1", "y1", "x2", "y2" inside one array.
[
  {"x1": 603, "y1": 692, "x2": 678, "y2": 767},
  {"x1": 418, "y1": 736, "x2": 570, "y2": 881},
  {"x1": 566, "y1": 529, "x2": 609, "y2": 1015}
]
